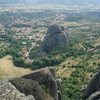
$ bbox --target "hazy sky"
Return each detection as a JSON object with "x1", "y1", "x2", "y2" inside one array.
[{"x1": 0, "y1": 0, "x2": 100, "y2": 5}]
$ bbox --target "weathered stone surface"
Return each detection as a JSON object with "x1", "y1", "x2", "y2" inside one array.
[
  {"x1": 9, "y1": 78, "x2": 52, "y2": 100},
  {"x1": 22, "y1": 68, "x2": 61, "y2": 100},
  {"x1": 83, "y1": 72, "x2": 100, "y2": 100},
  {"x1": 87, "y1": 91, "x2": 100, "y2": 100},
  {"x1": 38, "y1": 24, "x2": 70, "y2": 55},
  {"x1": 0, "y1": 68, "x2": 61, "y2": 100},
  {"x1": 0, "y1": 80, "x2": 35, "y2": 100},
  {"x1": 22, "y1": 68, "x2": 56, "y2": 84}
]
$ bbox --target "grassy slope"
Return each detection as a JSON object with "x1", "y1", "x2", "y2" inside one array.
[{"x1": 0, "y1": 55, "x2": 32, "y2": 80}]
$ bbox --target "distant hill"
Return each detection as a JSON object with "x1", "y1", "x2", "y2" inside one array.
[{"x1": 0, "y1": 0, "x2": 100, "y2": 5}]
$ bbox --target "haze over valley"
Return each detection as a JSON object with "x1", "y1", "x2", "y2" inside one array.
[
  {"x1": 0, "y1": 0, "x2": 100, "y2": 100},
  {"x1": 0, "y1": 0, "x2": 100, "y2": 5}
]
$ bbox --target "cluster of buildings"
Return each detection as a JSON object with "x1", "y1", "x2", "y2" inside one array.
[{"x1": 0, "y1": 24, "x2": 5, "y2": 35}]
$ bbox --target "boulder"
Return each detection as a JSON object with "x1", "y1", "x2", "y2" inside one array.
[
  {"x1": 0, "y1": 80, "x2": 35, "y2": 100},
  {"x1": 9, "y1": 78, "x2": 52, "y2": 100}
]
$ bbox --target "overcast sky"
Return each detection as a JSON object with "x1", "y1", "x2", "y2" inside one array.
[{"x1": 0, "y1": 0, "x2": 100, "y2": 5}]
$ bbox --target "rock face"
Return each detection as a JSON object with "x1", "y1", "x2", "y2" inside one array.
[
  {"x1": 87, "y1": 91, "x2": 100, "y2": 100},
  {"x1": 38, "y1": 24, "x2": 70, "y2": 55},
  {"x1": 0, "y1": 68, "x2": 61, "y2": 100},
  {"x1": 0, "y1": 81, "x2": 35, "y2": 100},
  {"x1": 83, "y1": 71, "x2": 100, "y2": 100},
  {"x1": 9, "y1": 78, "x2": 52, "y2": 100},
  {"x1": 22, "y1": 68, "x2": 61, "y2": 100}
]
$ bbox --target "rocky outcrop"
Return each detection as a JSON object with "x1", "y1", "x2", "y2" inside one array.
[
  {"x1": 87, "y1": 91, "x2": 100, "y2": 100},
  {"x1": 38, "y1": 24, "x2": 70, "y2": 55},
  {"x1": 0, "y1": 80, "x2": 35, "y2": 100},
  {"x1": 0, "y1": 68, "x2": 61, "y2": 100},
  {"x1": 9, "y1": 78, "x2": 52, "y2": 100},
  {"x1": 83, "y1": 72, "x2": 100, "y2": 100},
  {"x1": 22, "y1": 68, "x2": 61, "y2": 100}
]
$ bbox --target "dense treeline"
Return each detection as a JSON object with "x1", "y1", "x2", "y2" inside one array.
[
  {"x1": 30, "y1": 41, "x2": 87, "y2": 68},
  {"x1": 62, "y1": 58, "x2": 99, "y2": 100}
]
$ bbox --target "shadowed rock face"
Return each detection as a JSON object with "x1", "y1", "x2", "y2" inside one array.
[
  {"x1": 83, "y1": 72, "x2": 100, "y2": 100},
  {"x1": 0, "y1": 68, "x2": 61, "y2": 100},
  {"x1": 9, "y1": 78, "x2": 52, "y2": 100},
  {"x1": 0, "y1": 81, "x2": 35, "y2": 100},
  {"x1": 38, "y1": 24, "x2": 70, "y2": 56},
  {"x1": 22, "y1": 68, "x2": 61, "y2": 100},
  {"x1": 87, "y1": 91, "x2": 100, "y2": 100}
]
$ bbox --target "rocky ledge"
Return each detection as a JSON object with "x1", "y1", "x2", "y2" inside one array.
[
  {"x1": 0, "y1": 80, "x2": 35, "y2": 100},
  {"x1": 0, "y1": 68, "x2": 61, "y2": 100}
]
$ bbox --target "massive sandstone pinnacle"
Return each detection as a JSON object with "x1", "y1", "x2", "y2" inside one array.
[{"x1": 38, "y1": 24, "x2": 70, "y2": 56}]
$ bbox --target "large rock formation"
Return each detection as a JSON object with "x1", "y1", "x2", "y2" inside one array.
[
  {"x1": 22, "y1": 68, "x2": 61, "y2": 100},
  {"x1": 0, "y1": 80, "x2": 35, "y2": 100},
  {"x1": 38, "y1": 24, "x2": 70, "y2": 55},
  {"x1": 9, "y1": 78, "x2": 52, "y2": 100},
  {"x1": 87, "y1": 91, "x2": 100, "y2": 100},
  {"x1": 0, "y1": 68, "x2": 61, "y2": 100},
  {"x1": 83, "y1": 71, "x2": 100, "y2": 100}
]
